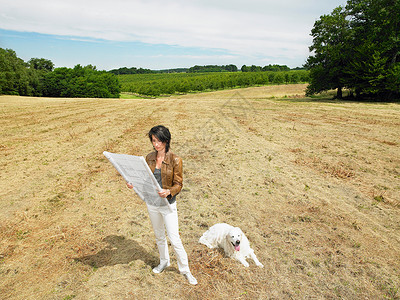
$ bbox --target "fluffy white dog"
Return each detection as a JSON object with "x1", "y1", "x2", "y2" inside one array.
[{"x1": 199, "y1": 223, "x2": 263, "y2": 268}]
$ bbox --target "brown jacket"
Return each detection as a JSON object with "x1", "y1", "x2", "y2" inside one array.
[{"x1": 146, "y1": 151, "x2": 183, "y2": 200}]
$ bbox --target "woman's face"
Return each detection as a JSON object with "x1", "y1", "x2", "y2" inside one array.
[{"x1": 152, "y1": 135, "x2": 166, "y2": 152}]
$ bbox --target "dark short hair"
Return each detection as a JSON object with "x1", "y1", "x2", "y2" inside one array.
[{"x1": 148, "y1": 125, "x2": 171, "y2": 152}]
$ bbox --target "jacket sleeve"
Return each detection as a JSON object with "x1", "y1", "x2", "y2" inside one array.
[
  {"x1": 169, "y1": 156, "x2": 183, "y2": 198},
  {"x1": 145, "y1": 152, "x2": 156, "y2": 173}
]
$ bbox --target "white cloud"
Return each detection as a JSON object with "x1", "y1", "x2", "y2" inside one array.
[{"x1": 0, "y1": 0, "x2": 347, "y2": 66}]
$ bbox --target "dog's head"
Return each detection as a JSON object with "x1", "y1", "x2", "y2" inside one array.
[{"x1": 227, "y1": 227, "x2": 242, "y2": 251}]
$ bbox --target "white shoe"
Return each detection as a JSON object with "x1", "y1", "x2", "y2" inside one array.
[
  {"x1": 183, "y1": 272, "x2": 198, "y2": 285},
  {"x1": 152, "y1": 262, "x2": 170, "y2": 274}
]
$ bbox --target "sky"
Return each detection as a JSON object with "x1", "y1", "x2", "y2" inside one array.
[{"x1": 0, "y1": 0, "x2": 347, "y2": 71}]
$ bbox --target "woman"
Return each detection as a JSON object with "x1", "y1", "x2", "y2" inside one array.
[{"x1": 127, "y1": 125, "x2": 197, "y2": 285}]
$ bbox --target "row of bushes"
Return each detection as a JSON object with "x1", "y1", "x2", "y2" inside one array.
[{"x1": 120, "y1": 70, "x2": 309, "y2": 96}]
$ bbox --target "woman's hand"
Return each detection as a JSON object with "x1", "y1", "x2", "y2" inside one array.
[
  {"x1": 158, "y1": 189, "x2": 171, "y2": 198},
  {"x1": 126, "y1": 182, "x2": 134, "y2": 189}
]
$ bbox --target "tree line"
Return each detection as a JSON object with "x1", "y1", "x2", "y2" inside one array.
[
  {"x1": 241, "y1": 64, "x2": 292, "y2": 72},
  {"x1": 306, "y1": 0, "x2": 400, "y2": 100},
  {"x1": 0, "y1": 48, "x2": 120, "y2": 98},
  {"x1": 108, "y1": 66, "x2": 154, "y2": 75},
  {"x1": 188, "y1": 65, "x2": 238, "y2": 72},
  {"x1": 110, "y1": 64, "x2": 299, "y2": 75}
]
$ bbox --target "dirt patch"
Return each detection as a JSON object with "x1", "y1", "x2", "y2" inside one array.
[{"x1": 1, "y1": 86, "x2": 399, "y2": 299}]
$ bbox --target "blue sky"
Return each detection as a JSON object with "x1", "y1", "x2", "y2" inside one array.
[{"x1": 0, "y1": 0, "x2": 347, "y2": 71}]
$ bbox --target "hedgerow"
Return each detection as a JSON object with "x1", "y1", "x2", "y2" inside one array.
[{"x1": 119, "y1": 71, "x2": 309, "y2": 96}]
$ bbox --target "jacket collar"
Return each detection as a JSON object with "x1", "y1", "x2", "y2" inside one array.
[{"x1": 148, "y1": 151, "x2": 173, "y2": 165}]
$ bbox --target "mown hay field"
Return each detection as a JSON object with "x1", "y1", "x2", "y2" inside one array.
[{"x1": 1, "y1": 84, "x2": 399, "y2": 299}]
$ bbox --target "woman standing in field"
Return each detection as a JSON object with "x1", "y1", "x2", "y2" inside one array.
[{"x1": 127, "y1": 125, "x2": 197, "y2": 285}]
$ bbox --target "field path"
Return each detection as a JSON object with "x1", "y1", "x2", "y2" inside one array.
[{"x1": 1, "y1": 85, "x2": 399, "y2": 299}]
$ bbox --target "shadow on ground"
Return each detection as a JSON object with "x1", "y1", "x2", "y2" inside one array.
[{"x1": 75, "y1": 235, "x2": 158, "y2": 268}]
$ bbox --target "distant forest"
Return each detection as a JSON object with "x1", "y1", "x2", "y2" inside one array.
[{"x1": 108, "y1": 64, "x2": 305, "y2": 75}]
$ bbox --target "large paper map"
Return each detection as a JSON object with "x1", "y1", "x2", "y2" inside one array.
[{"x1": 103, "y1": 151, "x2": 171, "y2": 209}]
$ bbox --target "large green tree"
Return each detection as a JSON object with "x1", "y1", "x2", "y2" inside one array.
[
  {"x1": 305, "y1": 6, "x2": 351, "y2": 99},
  {"x1": 306, "y1": 0, "x2": 400, "y2": 100}
]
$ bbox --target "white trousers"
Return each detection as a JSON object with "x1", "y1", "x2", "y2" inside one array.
[{"x1": 146, "y1": 202, "x2": 190, "y2": 274}]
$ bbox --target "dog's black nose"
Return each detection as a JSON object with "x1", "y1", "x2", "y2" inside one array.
[{"x1": 236, "y1": 241, "x2": 240, "y2": 245}]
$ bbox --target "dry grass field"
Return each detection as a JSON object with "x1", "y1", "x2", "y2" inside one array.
[{"x1": 1, "y1": 84, "x2": 399, "y2": 299}]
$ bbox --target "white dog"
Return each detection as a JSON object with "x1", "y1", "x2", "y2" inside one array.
[{"x1": 199, "y1": 223, "x2": 263, "y2": 267}]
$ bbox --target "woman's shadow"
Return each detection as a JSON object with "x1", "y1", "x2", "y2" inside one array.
[{"x1": 75, "y1": 235, "x2": 158, "y2": 269}]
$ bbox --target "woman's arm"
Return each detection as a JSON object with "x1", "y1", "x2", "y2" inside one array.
[{"x1": 169, "y1": 156, "x2": 183, "y2": 197}]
